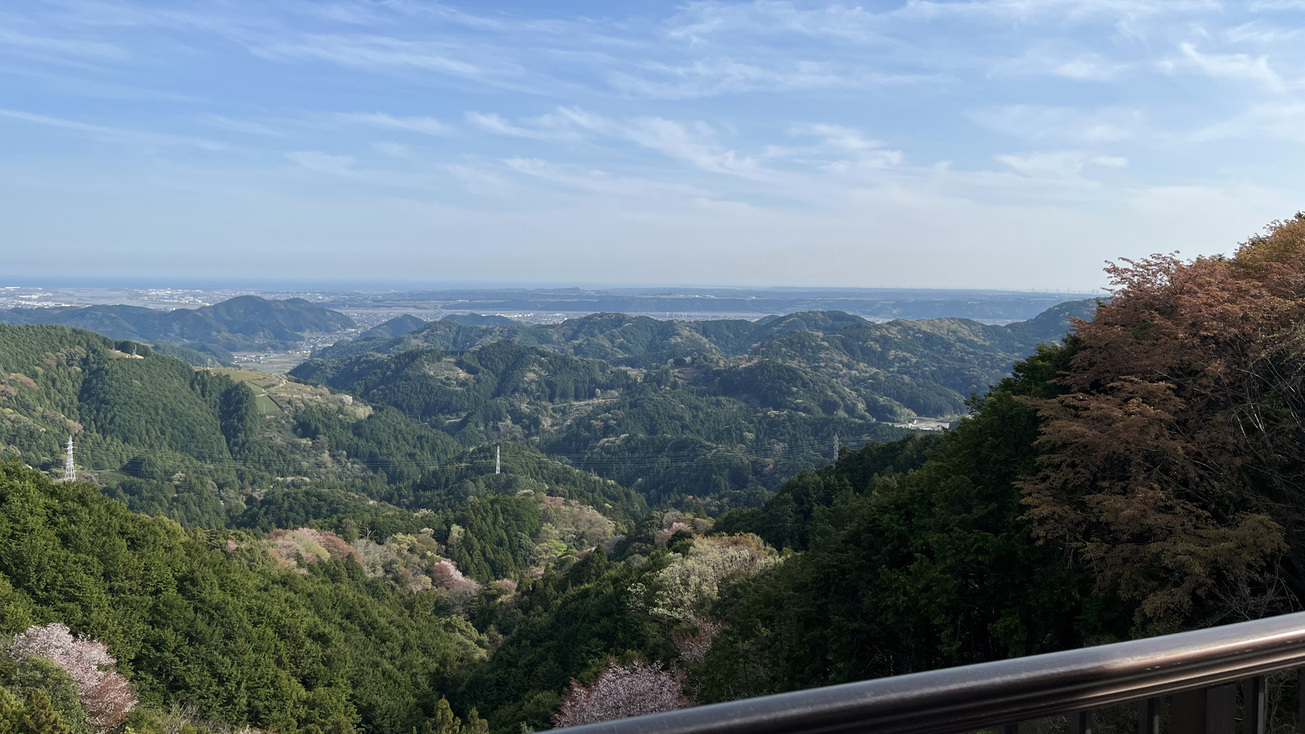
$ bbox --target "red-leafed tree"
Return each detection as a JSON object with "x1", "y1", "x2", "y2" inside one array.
[
  {"x1": 1021, "y1": 215, "x2": 1305, "y2": 632},
  {"x1": 8, "y1": 623, "x2": 136, "y2": 730},
  {"x1": 553, "y1": 660, "x2": 689, "y2": 728}
]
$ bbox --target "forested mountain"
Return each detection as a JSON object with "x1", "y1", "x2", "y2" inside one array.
[
  {"x1": 319, "y1": 302, "x2": 1092, "y2": 366},
  {"x1": 314, "y1": 303, "x2": 1093, "y2": 414},
  {"x1": 294, "y1": 302, "x2": 1092, "y2": 510},
  {"x1": 0, "y1": 325, "x2": 641, "y2": 539},
  {"x1": 293, "y1": 340, "x2": 903, "y2": 510},
  {"x1": 357, "y1": 314, "x2": 427, "y2": 340},
  {"x1": 0, "y1": 296, "x2": 355, "y2": 361}
]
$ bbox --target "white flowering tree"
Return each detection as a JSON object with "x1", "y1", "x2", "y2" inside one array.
[
  {"x1": 651, "y1": 534, "x2": 782, "y2": 624},
  {"x1": 553, "y1": 660, "x2": 688, "y2": 728},
  {"x1": 9, "y1": 623, "x2": 136, "y2": 731},
  {"x1": 648, "y1": 534, "x2": 783, "y2": 665}
]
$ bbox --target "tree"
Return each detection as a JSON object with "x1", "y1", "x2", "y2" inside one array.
[
  {"x1": 9, "y1": 624, "x2": 135, "y2": 730},
  {"x1": 460, "y1": 710, "x2": 487, "y2": 734},
  {"x1": 20, "y1": 691, "x2": 69, "y2": 734},
  {"x1": 650, "y1": 534, "x2": 782, "y2": 627},
  {"x1": 420, "y1": 699, "x2": 459, "y2": 734},
  {"x1": 4, "y1": 657, "x2": 88, "y2": 734},
  {"x1": 0, "y1": 688, "x2": 23, "y2": 734},
  {"x1": 1021, "y1": 216, "x2": 1305, "y2": 632},
  {"x1": 419, "y1": 699, "x2": 483, "y2": 734},
  {"x1": 553, "y1": 661, "x2": 688, "y2": 728}
]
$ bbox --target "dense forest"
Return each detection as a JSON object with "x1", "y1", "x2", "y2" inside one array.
[
  {"x1": 0, "y1": 326, "x2": 642, "y2": 586},
  {"x1": 16, "y1": 211, "x2": 1305, "y2": 734},
  {"x1": 293, "y1": 302, "x2": 1090, "y2": 510}
]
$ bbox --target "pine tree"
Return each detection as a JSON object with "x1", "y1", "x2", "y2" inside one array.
[
  {"x1": 20, "y1": 691, "x2": 70, "y2": 734},
  {"x1": 0, "y1": 688, "x2": 24, "y2": 734},
  {"x1": 420, "y1": 699, "x2": 460, "y2": 734},
  {"x1": 461, "y1": 710, "x2": 488, "y2": 734}
]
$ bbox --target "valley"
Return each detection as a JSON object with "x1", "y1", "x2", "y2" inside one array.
[{"x1": 0, "y1": 281, "x2": 1128, "y2": 734}]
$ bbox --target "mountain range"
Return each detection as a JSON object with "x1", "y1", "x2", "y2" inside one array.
[
  {"x1": 0, "y1": 296, "x2": 355, "y2": 361},
  {"x1": 292, "y1": 300, "x2": 1094, "y2": 509}
]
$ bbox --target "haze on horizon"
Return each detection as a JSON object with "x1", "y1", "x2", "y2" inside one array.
[{"x1": 1, "y1": 0, "x2": 1302, "y2": 292}]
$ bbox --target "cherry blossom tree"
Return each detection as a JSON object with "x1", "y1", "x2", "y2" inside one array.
[
  {"x1": 553, "y1": 660, "x2": 688, "y2": 728},
  {"x1": 9, "y1": 623, "x2": 136, "y2": 730}
]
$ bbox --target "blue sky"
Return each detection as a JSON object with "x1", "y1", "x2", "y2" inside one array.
[{"x1": 1, "y1": 0, "x2": 1302, "y2": 290}]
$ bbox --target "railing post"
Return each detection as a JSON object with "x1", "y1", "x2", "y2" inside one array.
[
  {"x1": 1002, "y1": 724, "x2": 1018, "y2": 734},
  {"x1": 1298, "y1": 669, "x2": 1305, "y2": 734},
  {"x1": 1075, "y1": 711, "x2": 1093, "y2": 734},
  {"x1": 1173, "y1": 689, "x2": 1206, "y2": 734},
  {"x1": 1139, "y1": 698, "x2": 1160, "y2": 734},
  {"x1": 1207, "y1": 684, "x2": 1236, "y2": 734},
  {"x1": 1245, "y1": 676, "x2": 1267, "y2": 734}
]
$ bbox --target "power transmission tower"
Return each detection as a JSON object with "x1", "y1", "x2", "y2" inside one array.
[
  {"x1": 63, "y1": 435, "x2": 75, "y2": 482},
  {"x1": 495, "y1": 444, "x2": 501, "y2": 475},
  {"x1": 833, "y1": 434, "x2": 840, "y2": 459}
]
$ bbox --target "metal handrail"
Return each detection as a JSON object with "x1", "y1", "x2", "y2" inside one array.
[{"x1": 555, "y1": 611, "x2": 1305, "y2": 734}]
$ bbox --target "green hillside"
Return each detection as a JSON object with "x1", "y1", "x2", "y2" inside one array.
[
  {"x1": 0, "y1": 461, "x2": 485, "y2": 734},
  {"x1": 312, "y1": 303, "x2": 1095, "y2": 419},
  {"x1": 0, "y1": 325, "x2": 647, "y2": 534},
  {"x1": 357, "y1": 314, "x2": 427, "y2": 340},
  {"x1": 318, "y1": 302, "x2": 1092, "y2": 368},
  {"x1": 293, "y1": 303, "x2": 1092, "y2": 511}
]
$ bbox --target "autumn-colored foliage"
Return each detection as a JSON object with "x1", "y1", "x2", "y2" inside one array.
[
  {"x1": 1021, "y1": 215, "x2": 1305, "y2": 631},
  {"x1": 266, "y1": 528, "x2": 360, "y2": 569}
]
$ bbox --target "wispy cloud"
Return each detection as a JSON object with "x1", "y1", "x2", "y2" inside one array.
[
  {"x1": 995, "y1": 151, "x2": 1127, "y2": 179},
  {"x1": 499, "y1": 157, "x2": 715, "y2": 200},
  {"x1": 1170, "y1": 42, "x2": 1286, "y2": 91},
  {"x1": 991, "y1": 45, "x2": 1130, "y2": 81},
  {"x1": 897, "y1": 0, "x2": 1217, "y2": 23},
  {"x1": 967, "y1": 105, "x2": 1143, "y2": 143},
  {"x1": 465, "y1": 111, "x2": 568, "y2": 140},
  {"x1": 372, "y1": 141, "x2": 414, "y2": 158},
  {"x1": 621, "y1": 117, "x2": 768, "y2": 178},
  {"x1": 1248, "y1": 1, "x2": 1305, "y2": 10},
  {"x1": 474, "y1": 106, "x2": 775, "y2": 179},
  {"x1": 285, "y1": 150, "x2": 355, "y2": 174},
  {"x1": 1226, "y1": 21, "x2": 1301, "y2": 44},
  {"x1": 667, "y1": 2, "x2": 884, "y2": 43},
  {"x1": 253, "y1": 34, "x2": 483, "y2": 75},
  {"x1": 781, "y1": 123, "x2": 905, "y2": 168},
  {"x1": 199, "y1": 115, "x2": 285, "y2": 137},
  {"x1": 337, "y1": 112, "x2": 454, "y2": 136},
  {"x1": 607, "y1": 59, "x2": 934, "y2": 99},
  {"x1": 0, "y1": 27, "x2": 128, "y2": 64},
  {"x1": 1190, "y1": 101, "x2": 1305, "y2": 143},
  {"x1": 791, "y1": 123, "x2": 883, "y2": 152},
  {"x1": 0, "y1": 108, "x2": 226, "y2": 150}
]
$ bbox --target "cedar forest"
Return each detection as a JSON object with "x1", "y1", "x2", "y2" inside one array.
[{"x1": 5, "y1": 216, "x2": 1305, "y2": 732}]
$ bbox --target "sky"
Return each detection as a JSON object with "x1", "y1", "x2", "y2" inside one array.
[{"x1": 1, "y1": 0, "x2": 1303, "y2": 291}]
